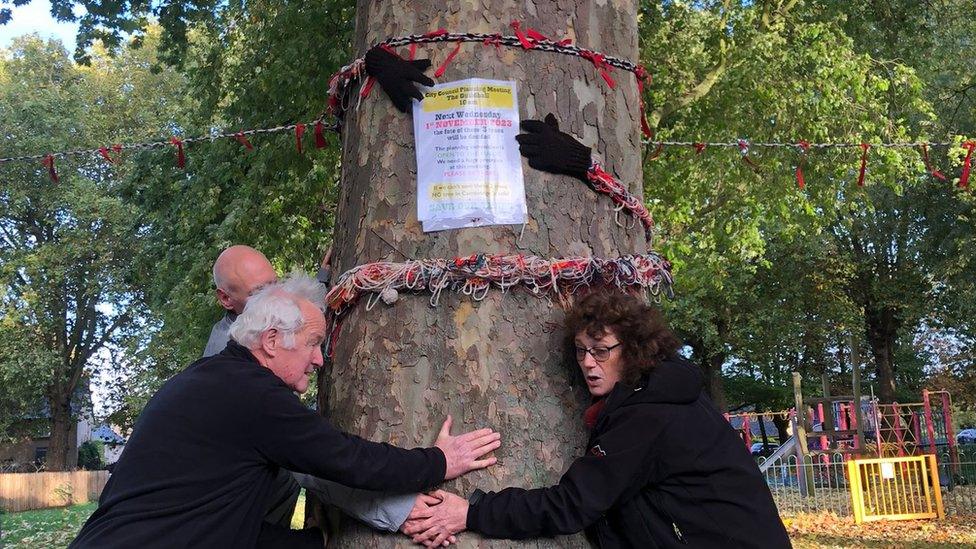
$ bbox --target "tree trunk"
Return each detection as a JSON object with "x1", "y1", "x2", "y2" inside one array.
[
  {"x1": 326, "y1": 1, "x2": 642, "y2": 546},
  {"x1": 689, "y1": 341, "x2": 727, "y2": 412},
  {"x1": 47, "y1": 391, "x2": 73, "y2": 471},
  {"x1": 704, "y1": 352, "x2": 728, "y2": 412},
  {"x1": 864, "y1": 305, "x2": 898, "y2": 403}
]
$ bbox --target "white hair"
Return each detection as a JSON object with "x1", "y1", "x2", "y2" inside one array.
[{"x1": 228, "y1": 272, "x2": 326, "y2": 349}]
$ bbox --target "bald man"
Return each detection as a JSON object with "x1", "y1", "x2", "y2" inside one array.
[
  {"x1": 203, "y1": 245, "x2": 281, "y2": 357},
  {"x1": 202, "y1": 245, "x2": 431, "y2": 541}
]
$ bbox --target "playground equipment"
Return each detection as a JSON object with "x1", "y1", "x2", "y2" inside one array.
[{"x1": 724, "y1": 361, "x2": 963, "y2": 522}]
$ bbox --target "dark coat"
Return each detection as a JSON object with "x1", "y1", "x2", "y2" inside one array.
[
  {"x1": 71, "y1": 341, "x2": 445, "y2": 548},
  {"x1": 467, "y1": 357, "x2": 791, "y2": 548}
]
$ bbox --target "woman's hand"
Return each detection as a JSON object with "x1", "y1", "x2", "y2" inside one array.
[
  {"x1": 400, "y1": 493, "x2": 457, "y2": 546},
  {"x1": 402, "y1": 490, "x2": 469, "y2": 547}
]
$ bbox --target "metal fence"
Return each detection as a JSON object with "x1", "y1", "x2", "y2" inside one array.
[
  {"x1": 758, "y1": 446, "x2": 976, "y2": 518},
  {"x1": 936, "y1": 445, "x2": 976, "y2": 517}
]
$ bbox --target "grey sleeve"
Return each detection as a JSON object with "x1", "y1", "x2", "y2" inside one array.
[
  {"x1": 315, "y1": 266, "x2": 332, "y2": 290},
  {"x1": 293, "y1": 473, "x2": 416, "y2": 532},
  {"x1": 202, "y1": 318, "x2": 231, "y2": 357}
]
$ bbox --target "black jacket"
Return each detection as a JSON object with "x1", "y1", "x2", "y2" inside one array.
[
  {"x1": 467, "y1": 357, "x2": 791, "y2": 548},
  {"x1": 71, "y1": 341, "x2": 445, "y2": 548}
]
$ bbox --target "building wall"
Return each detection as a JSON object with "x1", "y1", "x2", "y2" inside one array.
[{"x1": 0, "y1": 422, "x2": 80, "y2": 470}]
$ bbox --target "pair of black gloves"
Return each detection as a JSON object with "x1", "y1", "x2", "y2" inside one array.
[{"x1": 365, "y1": 46, "x2": 592, "y2": 180}]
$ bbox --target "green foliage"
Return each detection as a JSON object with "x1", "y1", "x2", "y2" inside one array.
[
  {"x1": 0, "y1": 32, "x2": 188, "y2": 460},
  {"x1": 76, "y1": 440, "x2": 104, "y2": 470},
  {"x1": 641, "y1": 0, "x2": 975, "y2": 407},
  {"x1": 2, "y1": 1, "x2": 973, "y2": 419}
]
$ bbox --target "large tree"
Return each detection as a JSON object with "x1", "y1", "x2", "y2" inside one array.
[
  {"x1": 325, "y1": 1, "x2": 644, "y2": 546},
  {"x1": 0, "y1": 32, "x2": 184, "y2": 469}
]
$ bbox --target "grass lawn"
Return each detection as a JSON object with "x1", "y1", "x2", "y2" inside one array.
[
  {"x1": 4, "y1": 499, "x2": 975, "y2": 547},
  {"x1": 0, "y1": 492, "x2": 308, "y2": 549},
  {"x1": 1, "y1": 502, "x2": 97, "y2": 548}
]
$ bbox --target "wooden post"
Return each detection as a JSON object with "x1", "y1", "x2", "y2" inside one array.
[{"x1": 793, "y1": 372, "x2": 809, "y2": 455}]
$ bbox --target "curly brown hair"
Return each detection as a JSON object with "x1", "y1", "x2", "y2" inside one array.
[{"x1": 564, "y1": 290, "x2": 681, "y2": 384}]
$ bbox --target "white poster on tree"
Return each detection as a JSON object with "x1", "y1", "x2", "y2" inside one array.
[{"x1": 413, "y1": 78, "x2": 526, "y2": 232}]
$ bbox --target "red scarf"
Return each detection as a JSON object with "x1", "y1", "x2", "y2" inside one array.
[{"x1": 583, "y1": 398, "x2": 607, "y2": 430}]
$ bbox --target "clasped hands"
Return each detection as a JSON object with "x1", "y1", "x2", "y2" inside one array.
[
  {"x1": 400, "y1": 490, "x2": 469, "y2": 548},
  {"x1": 399, "y1": 415, "x2": 484, "y2": 547}
]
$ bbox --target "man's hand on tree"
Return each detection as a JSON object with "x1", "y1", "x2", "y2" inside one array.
[
  {"x1": 364, "y1": 46, "x2": 435, "y2": 113},
  {"x1": 402, "y1": 490, "x2": 469, "y2": 548},
  {"x1": 400, "y1": 492, "x2": 458, "y2": 546},
  {"x1": 515, "y1": 113, "x2": 593, "y2": 181},
  {"x1": 434, "y1": 415, "x2": 500, "y2": 480}
]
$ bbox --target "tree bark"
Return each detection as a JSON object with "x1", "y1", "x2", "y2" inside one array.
[
  {"x1": 864, "y1": 304, "x2": 899, "y2": 403},
  {"x1": 47, "y1": 389, "x2": 73, "y2": 471},
  {"x1": 704, "y1": 351, "x2": 728, "y2": 412},
  {"x1": 325, "y1": 1, "x2": 642, "y2": 546}
]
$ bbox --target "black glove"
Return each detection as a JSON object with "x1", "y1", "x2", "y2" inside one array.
[
  {"x1": 515, "y1": 113, "x2": 592, "y2": 181},
  {"x1": 364, "y1": 46, "x2": 435, "y2": 113}
]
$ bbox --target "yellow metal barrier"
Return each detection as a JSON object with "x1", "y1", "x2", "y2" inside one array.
[{"x1": 847, "y1": 454, "x2": 944, "y2": 524}]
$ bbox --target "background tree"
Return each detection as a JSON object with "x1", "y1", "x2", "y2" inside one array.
[{"x1": 0, "y1": 31, "x2": 184, "y2": 469}]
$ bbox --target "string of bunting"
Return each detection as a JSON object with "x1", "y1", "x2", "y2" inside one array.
[
  {"x1": 642, "y1": 138, "x2": 976, "y2": 189},
  {"x1": 326, "y1": 22, "x2": 653, "y2": 136},
  {"x1": 0, "y1": 119, "x2": 339, "y2": 170},
  {"x1": 4, "y1": 126, "x2": 973, "y2": 190},
  {"x1": 322, "y1": 252, "x2": 673, "y2": 355}
]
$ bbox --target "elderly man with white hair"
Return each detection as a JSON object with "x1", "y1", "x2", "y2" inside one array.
[
  {"x1": 203, "y1": 245, "x2": 439, "y2": 540},
  {"x1": 71, "y1": 274, "x2": 501, "y2": 548}
]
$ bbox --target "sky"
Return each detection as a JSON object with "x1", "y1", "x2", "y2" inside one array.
[{"x1": 0, "y1": 0, "x2": 80, "y2": 52}]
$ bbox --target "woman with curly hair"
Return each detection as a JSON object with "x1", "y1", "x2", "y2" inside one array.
[{"x1": 405, "y1": 290, "x2": 791, "y2": 548}]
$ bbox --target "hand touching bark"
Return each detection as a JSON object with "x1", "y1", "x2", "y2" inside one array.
[
  {"x1": 402, "y1": 490, "x2": 469, "y2": 548},
  {"x1": 434, "y1": 415, "x2": 500, "y2": 480},
  {"x1": 400, "y1": 492, "x2": 458, "y2": 546}
]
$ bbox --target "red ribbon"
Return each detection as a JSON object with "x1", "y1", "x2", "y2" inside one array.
[
  {"x1": 314, "y1": 121, "x2": 327, "y2": 149},
  {"x1": 295, "y1": 123, "x2": 306, "y2": 154},
  {"x1": 41, "y1": 154, "x2": 59, "y2": 183},
  {"x1": 738, "y1": 139, "x2": 759, "y2": 171},
  {"x1": 579, "y1": 50, "x2": 615, "y2": 89},
  {"x1": 637, "y1": 75, "x2": 653, "y2": 139},
  {"x1": 920, "y1": 143, "x2": 946, "y2": 181},
  {"x1": 525, "y1": 28, "x2": 549, "y2": 42},
  {"x1": 408, "y1": 43, "x2": 417, "y2": 60},
  {"x1": 424, "y1": 29, "x2": 448, "y2": 38},
  {"x1": 960, "y1": 141, "x2": 976, "y2": 189},
  {"x1": 694, "y1": 142, "x2": 707, "y2": 154},
  {"x1": 796, "y1": 141, "x2": 810, "y2": 189},
  {"x1": 360, "y1": 76, "x2": 376, "y2": 99},
  {"x1": 434, "y1": 41, "x2": 462, "y2": 78},
  {"x1": 482, "y1": 33, "x2": 503, "y2": 49},
  {"x1": 170, "y1": 136, "x2": 185, "y2": 168},
  {"x1": 98, "y1": 146, "x2": 115, "y2": 164},
  {"x1": 234, "y1": 132, "x2": 254, "y2": 151},
  {"x1": 511, "y1": 21, "x2": 535, "y2": 49},
  {"x1": 857, "y1": 143, "x2": 870, "y2": 187}
]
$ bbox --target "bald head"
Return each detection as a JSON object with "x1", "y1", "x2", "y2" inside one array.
[{"x1": 213, "y1": 245, "x2": 278, "y2": 314}]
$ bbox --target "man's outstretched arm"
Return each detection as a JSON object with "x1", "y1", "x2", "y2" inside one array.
[{"x1": 294, "y1": 474, "x2": 416, "y2": 532}]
